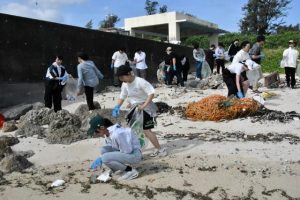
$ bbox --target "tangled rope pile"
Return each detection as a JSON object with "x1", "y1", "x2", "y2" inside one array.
[{"x1": 186, "y1": 95, "x2": 261, "y2": 121}]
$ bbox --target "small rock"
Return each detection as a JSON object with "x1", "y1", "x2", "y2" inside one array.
[
  {"x1": 2, "y1": 104, "x2": 33, "y2": 121},
  {"x1": 2, "y1": 121, "x2": 18, "y2": 132},
  {"x1": 0, "y1": 154, "x2": 33, "y2": 173}
]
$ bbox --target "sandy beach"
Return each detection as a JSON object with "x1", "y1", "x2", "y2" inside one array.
[{"x1": 1, "y1": 78, "x2": 300, "y2": 200}]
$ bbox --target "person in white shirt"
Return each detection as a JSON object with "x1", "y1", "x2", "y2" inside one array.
[
  {"x1": 231, "y1": 41, "x2": 254, "y2": 93},
  {"x1": 215, "y1": 42, "x2": 225, "y2": 74},
  {"x1": 88, "y1": 115, "x2": 142, "y2": 181},
  {"x1": 282, "y1": 40, "x2": 299, "y2": 88},
  {"x1": 111, "y1": 47, "x2": 128, "y2": 86},
  {"x1": 133, "y1": 48, "x2": 148, "y2": 80},
  {"x1": 232, "y1": 41, "x2": 251, "y2": 64},
  {"x1": 112, "y1": 65, "x2": 168, "y2": 157},
  {"x1": 223, "y1": 59, "x2": 258, "y2": 98},
  {"x1": 193, "y1": 44, "x2": 206, "y2": 80},
  {"x1": 44, "y1": 55, "x2": 68, "y2": 112}
]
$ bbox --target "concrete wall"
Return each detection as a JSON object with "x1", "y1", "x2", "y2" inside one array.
[{"x1": 0, "y1": 13, "x2": 193, "y2": 108}]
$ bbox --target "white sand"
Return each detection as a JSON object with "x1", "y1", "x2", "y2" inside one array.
[{"x1": 1, "y1": 82, "x2": 300, "y2": 200}]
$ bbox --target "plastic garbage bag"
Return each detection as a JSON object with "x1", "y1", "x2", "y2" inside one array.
[
  {"x1": 51, "y1": 179, "x2": 65, "y2": 187},
  {"x1": 224, "y1": 51, "x2": 230, "y2": 61},
  {"x1": 253, "y1": 95, "x2": 265, "y2": 105},
  {"x1": 97, "y1": 170, "x2": 111, "y2": 182},
  {"x1": 296, "y1": 63, "x2": 300, "y2": 77},
  {"x1": 62, "y1": 77, "x2": 77, "y2": 101},
  {"x1": 246, "y1": 66, "x2": 263, "y2": 86},
  {"x1": 201, "y1": 61, "x2": 212, "y2": 79},
  {"x1": 127, "y1": 107, "x2": 148, "y2": 149}
]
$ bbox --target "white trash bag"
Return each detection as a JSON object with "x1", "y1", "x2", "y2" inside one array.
[
  {"x1": 246, "y1": 66, "x2": 263, "y2": 86},
  {"x1": 201, "y1": 61, "x2": 212, "y2": 79},
  {"x1": 296, "y1": 63, "x2": 300, "y2": 78},
  {"x1": 62, "y1": 77, "x2": 77, "y2": 101}
]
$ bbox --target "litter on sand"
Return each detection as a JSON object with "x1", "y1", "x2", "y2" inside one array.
[
  {"x1": 51, "y1": 179, "x2": 65, "y2": 187},
  {"x1": 97, "y1": 170, "x2": 112, "y2": 182}
]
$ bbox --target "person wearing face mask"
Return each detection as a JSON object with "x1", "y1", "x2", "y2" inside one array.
[
  {"x1": 44, "y1": 55, "x2": 68, "y2": 112},
  {"x1": 164, "y1": 47, "x2": 184, "y2": 86},
  {"x1": 282, "y1": 40, "x2": 299, "y2": 89},
  {"x1": 111, "y1": 65, "x2": 168, "y2": 157}
]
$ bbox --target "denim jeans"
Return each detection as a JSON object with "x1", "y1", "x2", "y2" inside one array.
[
  {"x1": 195, "y1": 61, "x2": 203, "y2": 79},
  {"x1": 101, "y1": 146, "x2": 142, "y2": 172}
]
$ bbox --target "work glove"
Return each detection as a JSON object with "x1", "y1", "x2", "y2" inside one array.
[
  {"x1": 112, "y1": 105, "x2": 121, "y2": 118},
  {"x1": 173, "y1": 65, "x2": 176, "y2": 71},
  {"x1": 61, "y1": 76, "x2": 68, "y2": 82},
  {"x1": 110, "y1": 63, "x2": 114, "y2": 69},
  {"x1": 236, "y1": 91, "x2": 244, "y2": 99},
  {"x1": 90, "y1": 157, "x2": 102, "y2": 170},
  {"x1": 166, "y1": 66, "x2": 171, "y2": 72}
]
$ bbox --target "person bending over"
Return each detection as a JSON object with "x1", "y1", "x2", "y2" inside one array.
[{"x1": 88, "y1": 115, "x2": 142, "y2": 181}]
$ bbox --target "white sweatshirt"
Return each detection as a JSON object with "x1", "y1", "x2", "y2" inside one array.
[{"x1": 283, "y1": 47, "x2": 299, "y2": 68}]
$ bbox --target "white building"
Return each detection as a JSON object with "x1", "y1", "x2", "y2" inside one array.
[{"x1": 125, "y1": 12, "x2": 226, "y2": 45}]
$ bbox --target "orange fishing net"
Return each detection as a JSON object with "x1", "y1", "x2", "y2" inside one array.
[{"x1": 185, "y1": 95, "x2": 261, "y2": 121}]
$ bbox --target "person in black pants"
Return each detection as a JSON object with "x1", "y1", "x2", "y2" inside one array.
[
  {"x1": 44, "y1": 55, "x2": 68, "y2": 112},
  {"x1": 215, "y1": 42, "x2": 225, "y2": 74},
  {"x1": 180, "y1": 55, "x2": 190, "y2": 82},
  {"x1": 76, "y1": 52, "x2": 104, "y2": 110},
  {"x1": 222, "y1": 60, "x2": 256, "y2": 98},
  {"x1": 164, "y1": 47, "x2": 184, "y2": 86},
  {"x1": 205, "y1": 44, "x2": 216, "y2": 73}
]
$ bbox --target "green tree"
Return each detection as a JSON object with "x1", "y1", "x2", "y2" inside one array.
[
  {"x1": 145, "y1": 0, "x2": 159, "y2": 15},
  {"x1": 85, "y1": 19, "x2": 93, "y2": 29},
  {"x1": 276, "y1": 24, "x2": 300, "y2": 33},
  {"x1": 239, "y1": 0, "x2": 291, "y2": 35},
  {"x1": 99, "y1": 14, "x2": 120, "y2": 28},
  {"x1": 159, "y1": 5, "x2": 168, "y2": 13}
]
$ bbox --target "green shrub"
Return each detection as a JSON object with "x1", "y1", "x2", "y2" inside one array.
[
  {"x1": 261, "y1": 48, "x2": 285, "y2": 73},
  {"x1": 182, "y1": 31, "x2": 300, "y2": 73}
]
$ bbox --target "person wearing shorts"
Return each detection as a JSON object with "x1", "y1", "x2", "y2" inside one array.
[{"x1": 111, "y1": 65, "x2": 167, "y2": 157}]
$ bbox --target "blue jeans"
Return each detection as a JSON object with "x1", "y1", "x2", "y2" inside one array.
[
  {"x1": 101, "y1": 146, "x2": 142, "y2": 172},
  {"x1": 195, "y1": 61, "x2": 203, "y2": 79}
]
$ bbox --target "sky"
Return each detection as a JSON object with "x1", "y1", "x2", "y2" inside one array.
[{"x1": 0, "y1": 0, "x2": 299, "y2": 32}]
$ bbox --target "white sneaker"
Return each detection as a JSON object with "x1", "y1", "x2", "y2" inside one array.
[
  {"x1": 195, "y1": 78, "x2": 200, "y2": 81},
  {"x1": 150, "y1": 148, "x2": 168, "y2": 157},
  {"x1": 118, "y1": 169, "x2": 139, "y2": 181}
]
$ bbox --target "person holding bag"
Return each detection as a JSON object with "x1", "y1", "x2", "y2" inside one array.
[
  {"x1": 44, "y1": 55, "x2": 68, "y2": 112},
  {"x1": 112, "y1": 65, "x2": 167, "y2": 157}
]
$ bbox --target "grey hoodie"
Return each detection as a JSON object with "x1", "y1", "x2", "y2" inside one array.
[{"x1": 77, "y1": 60, "x2": 104, "y2": 89}]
